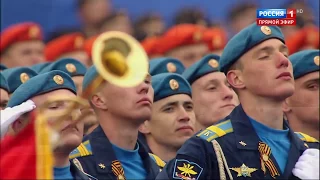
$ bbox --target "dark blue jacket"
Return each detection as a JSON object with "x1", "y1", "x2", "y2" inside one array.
[
  {"x1": 69, "y1": 125, "x2": 162, "y2": 180},
  {"x1": 157, "y1": 105, "x2": 319, "y2": 179}
]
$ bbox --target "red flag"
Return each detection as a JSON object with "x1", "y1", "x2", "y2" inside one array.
[{"x1": 0, "y1": 111, "x2": 53, "y2": 179}]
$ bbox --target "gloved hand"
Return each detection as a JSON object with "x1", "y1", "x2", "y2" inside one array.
[
  {"x1": 292, "y1": 148, "x2": 319, "y2": 180},
  {"x1": 1, "y1": 100, "x2": 36, "y2": 138}
]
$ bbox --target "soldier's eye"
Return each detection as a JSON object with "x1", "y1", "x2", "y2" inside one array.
[
  {"x1": 185, "y1": 105, "x2": 193, "y2": 111},
  {"x1": 207, "y1": 86, "x2": 216, "y2": 91},
  {"x1": 163, "y1": 107, "x2": 174, "y2": 113}
]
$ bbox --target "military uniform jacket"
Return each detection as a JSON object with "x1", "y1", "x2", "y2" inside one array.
[
  {"x1": 69, "y1": 125, "x2": 162, "y2": 180},
  {"x1": 157, "y1": 105, "x2": 319, "y2": 180}
]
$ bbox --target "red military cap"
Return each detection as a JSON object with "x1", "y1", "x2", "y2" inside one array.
[
  {"x1": 83, "y1": 35, "x2": 99, "y2": 59},
  {"x1": 202, "y1": 27, "x2": 227, "y2": 51},
  {"x1": 141, "y1": 36, "x2": 162, "y2": 57},
  {"x1": 286, "y1": 26, "x2": 319, "y2": 55},
  {"x1": 156, "y1": 24, "x2": 206, "y2": 54},
  {"x1": 0, "y1": 22, "x2": 43, "y2": 52},
  {"x1": 45, "y1": 32, "x2": 85, "y2": 61}
]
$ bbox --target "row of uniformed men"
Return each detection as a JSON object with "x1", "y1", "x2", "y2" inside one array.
[
  {"x1": 0, "y1": 23, "x2": 319, "y2": 179},
  {"x1": 1, "y1": 21, "x2": 318, "y2": 71},
  {"x1": 0, "y1": 53, "x2": 238, "y2": 179},
  {"x1": 0, "y1": 21, "x2": 227, "y2": 70}
]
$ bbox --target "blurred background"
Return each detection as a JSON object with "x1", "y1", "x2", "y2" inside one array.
[{"x1": 1, "y1": 0, "x2": 319, "y2": 42}]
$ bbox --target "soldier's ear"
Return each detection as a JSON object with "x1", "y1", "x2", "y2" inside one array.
[
  {"x1": 282, "y1": 99, "x2": 291, "y2": 113},
  {"x1": 139, "y1": 121, "x2": 151, "y2": 134},
  {"x1": 91, "y1": 92, "x2": 108, "y2": 110},
  {"x1": 226, "y1": 70, "x2": 245, "y2": 90}
]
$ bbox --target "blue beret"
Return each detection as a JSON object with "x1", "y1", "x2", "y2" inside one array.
[
  {"x1": 149, "y1": 57, "x2": 185, "y2": 75},
  {"x1": 0, "y1": 72, "x2": 9, "y2": 92},
  {"x1": 182, "y1": 54, "x2": 220, "y2": 85},
  {"x1": 82, "y1": 65, "x2": 98, "y2": 92},
  {"x1": 0, "y1": 64, "x2": 8, "y2": 71},
  {"x1": 30, "y1": 62, "x2": 51, "y2": 73},
  {"x1": 219, "y1": 24, "x2": 285, "y2": 74},
  {"x1": 7, "y1": 70, "x2": 76, "y2": 107},
  {"x1": 152, "y1": 73, "x2": 192, "y2": 102},
  {"x1": 40, "y1": 58, "x2": 87, "y2": 77},
  {"x1": 2, "y1": 67, "x2": 38, "y2": 93},
  {"x1": 289, "y1": 49, "x2": 319, "y2": 79}
]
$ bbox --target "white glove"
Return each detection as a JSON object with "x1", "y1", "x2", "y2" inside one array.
[
  {"x1": 1, "y1": 100, "x2": 36, "y2": 138},
  {"x1": 292, "y1": 148, "x2": 319, "y2": 180}
]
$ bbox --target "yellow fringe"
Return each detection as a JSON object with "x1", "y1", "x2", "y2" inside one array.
[{"x1": 35, "y1": 114, "x2": 54, "y2": 179}]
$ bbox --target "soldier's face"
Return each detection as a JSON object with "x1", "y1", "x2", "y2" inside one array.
[
  {"x1": 234, "y1": 39, "x2": 294, "y2": 100},
  {"x1": 31, "y1": 89, "x2": 84, "y2": 151},
  {"x1": 210, "y1": 49, "x2": 223, "y2": 56},
  {"x1": 59, "y1": 51, "x2": 91, "y2": 67},
  {"x1": 100, "y1": 76, "x2": 154, "y2": 124},
  {"x1": 192, "y1": 72, "x2": 238, "y2": 130},
  {"x1": 285, "y1": 71, "x2": 319, "y2": 125},
  {"x1": 146, "y1": 94, "x2": 195, "y2": 149},
  {"x1": 80, "y1": 0, "x2": 111, "y2": 26},
  {"x1": 0, "y1": 89, "x2": 9, "y2": 110},
  {"x1": 72, "y1": 76, "x2": 84, "y2": 95},
  {"x1": 167, "y1": 43, "x2": 209, "y2": 68},
  {"x1": 1, "y1": 40, "x2": 45, "y2": 68}
]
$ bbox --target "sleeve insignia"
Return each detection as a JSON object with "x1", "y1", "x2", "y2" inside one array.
[
  {"x1": 295, "y1": 132, "x2": 319, "y2": 143},
  {"x1": 69, "y1": 140, "x2": 93, "y2": 159},
  {"x1": 173, "y1": 159, "x2": 203, "y2": 180},
  {"x1": 196, "y1": 119, "x2": 233, "y2": 142}
]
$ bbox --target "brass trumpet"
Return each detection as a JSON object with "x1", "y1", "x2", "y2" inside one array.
[
  {"x1": 92, "y1": 31, "x2": 149, "y2": 88},
  {"x1": 34, "y1": 31, "x2": 149, "y2": 144}
]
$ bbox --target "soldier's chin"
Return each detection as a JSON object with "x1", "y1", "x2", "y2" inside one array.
[{"x1": 54, "y1": 135, "x2": 82, "y2": 151}]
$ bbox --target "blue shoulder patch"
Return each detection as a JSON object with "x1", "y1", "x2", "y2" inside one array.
[
  {"x1": 196, "y1": 119, "x2": 233, "y2": 142},
  {"x1": 69, "y1": 140, "x2": 93, "y2": 159}
]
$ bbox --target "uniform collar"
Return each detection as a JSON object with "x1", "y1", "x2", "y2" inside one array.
[
  {"x1": 230, "y1": 105, "x2": 307, "y2": 178},
  {"x1": 229, "y1": 105, "x2": 261, "y2": 150},
  {"x1": 87, "y1": 125, "x2": 158, "y2": 179}
]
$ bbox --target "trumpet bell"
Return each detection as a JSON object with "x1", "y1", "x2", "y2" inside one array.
[{"x1": 92, "y1": 31, "x2": 149, "y2": 87}]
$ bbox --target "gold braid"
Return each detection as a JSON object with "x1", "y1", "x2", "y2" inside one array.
[{"x1": 212, "y1": 140, "x2": 233, "y2": 180}]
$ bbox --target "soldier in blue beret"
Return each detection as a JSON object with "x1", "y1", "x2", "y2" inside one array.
[
  {"x1": 40, "y1": 58, "x2": 87, "y2": 94},
  {"x1": 2, "y1": 67, "x2": 38, "y2": 94},
  {"x1": 283, "y1": 49, "x2": 319, "y2": 143},
  {"x1": 157, "y1": 24, "x2": 319, "y2": 179},
  {"x1": 30, "y1": 62, "x2": 51, "y2": 73},
  {"x1": 139, "y1": 73, "x2": 195, "y2": 163},
  {"x1": 7, "y1": 70, "x2": 88, "y2": 179},
  {"x1": 0, "y1": 64, "x2": 8, "y2": 71},
  {"x1": 149, "y1": 57, "x2": 185, "y2": 75},
  {"x1": 69, "y1": 65, "x2": 163, "y2": 180},
  {"x1": 0, "y1": 72, "x2": 10, "y2": 110},
  {"x1": 182, "y1": 54, "x2": 239, "y2": 131}
]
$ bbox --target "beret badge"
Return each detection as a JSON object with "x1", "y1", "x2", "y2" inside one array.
[
  {"x1": 20, "y1": 73, "x2": 30, "y2": 83},
  {"x1": 53, "y1": 75, "x2": 64, "y2": 85},
  {"x1": 169, "y1": 79, "x2": 179, "y2": 90},
  {"x1": 66, "y1": 63, "x2": 77, "y2": 73},
  {"x1": 314, "y1": 56, "x2": 319, "y2": 66},
  {"x1": 167, "y1": 62, "x2": 177, "y2": 73},
  {"x1": 261, "y1": 26, "x2": 272, "y2": 35}
]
